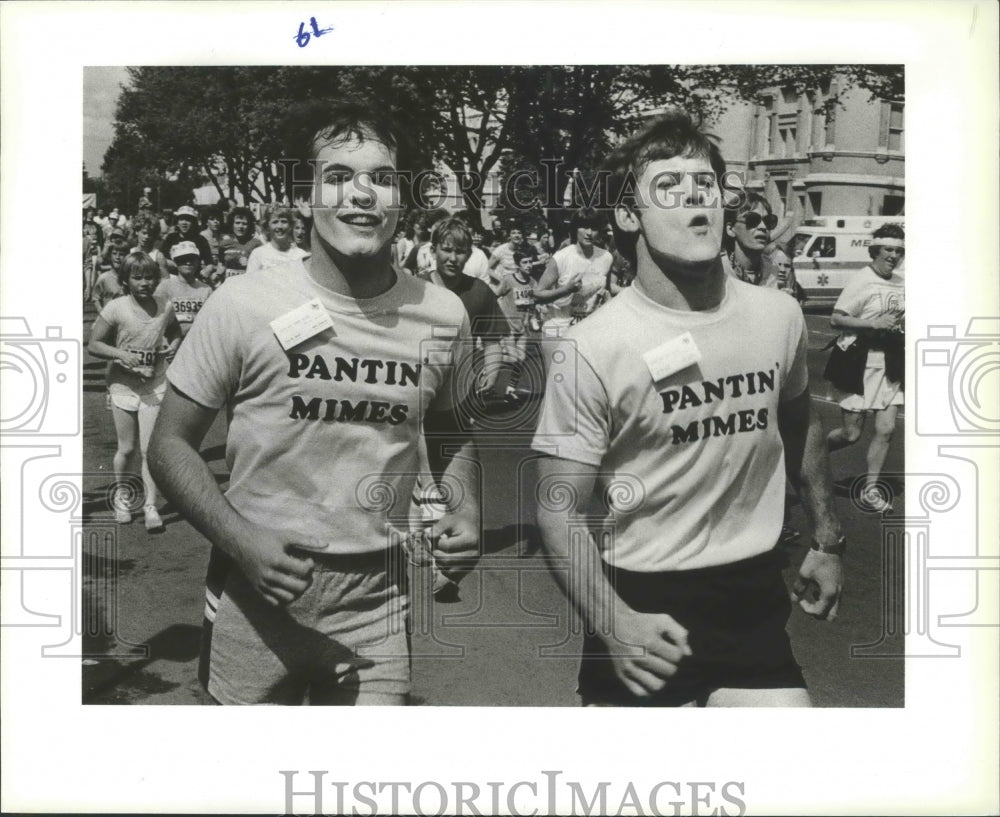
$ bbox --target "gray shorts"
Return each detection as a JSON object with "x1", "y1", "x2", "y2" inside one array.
[{"x1": 201, "y1": 547, "x2": 410, "y2": 705}]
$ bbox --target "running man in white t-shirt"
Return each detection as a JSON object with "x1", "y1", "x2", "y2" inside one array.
[
  {"x1": 534, "y1": 207, "x2": 613, "y2": 337},
  {"x1": 148, "y1": 99, "x2": 480, "y2": 706},
  {"x1": 531, "y1": 111, "x2": 845, "y2": 707}
]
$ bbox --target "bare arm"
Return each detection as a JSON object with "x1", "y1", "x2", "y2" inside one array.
[
  {"x1": 423, "y1": 409, "x2": 481, "y2": 582},
  {"x1": 778, "y1": 390, "x2": 844, "y2": 620},
  {"x1": 88, "y1": 314, "x2": 142, "y2": 369},
  {"x1": 535, "y1": 456, "x2": 691, "y2": 698},
  {"x1": 532, "y1": 258, "x2": 579, "y2": 304},
  {"x1": 147, "y1": 385, "x2": 320, "y2": 606},
  {"x1": 831, "y1": 309, "x2": 898, "y2": 333},
  {"x1": 480, "y1": 340, "x2": 502, "y2": 390}
]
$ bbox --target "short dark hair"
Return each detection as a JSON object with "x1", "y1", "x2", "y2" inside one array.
[
  {"x1": 603, "y1": 110, "x2": 727, "y2": 269},
  {"x1": 868, "y1": 223, "x2": 905, "y2": 259},
  {"x1": 570, "y1": 206, "x2": 605, "y2": 234},
  {"x1": 722, "y1": 192, "x2": 772, "y2": 252},
  {"x1": 226, "y1": 207, "x2": 256, "y2": 234},
  {"x1": 513, "y1": 250, "x2": 533, "y2": 266},
  {"x1": 288, "y1": 97, "x2": 416, "y2": 176}
]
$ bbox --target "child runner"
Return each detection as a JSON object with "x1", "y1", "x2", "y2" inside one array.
[
  {"x1": 532, "y1": 111, "x2": 844, "y2": 707},
  {"x1": 91, "y1": 245, "x2": 128, "y2": 311},
  {"x1": 88, "y1": 251, "x2": 181, "y2": 531},
  {"x1": 494, "y1": 250, "x2": 541, "y2": 401},
  {"x1": 245, "y1": 204, "x2": 310, "y2": 274},
  {"x1": 156, "y1": 241, "x2": 214, "y2": 340}
]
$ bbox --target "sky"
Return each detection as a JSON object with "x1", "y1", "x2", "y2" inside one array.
[{"x1": 83, "y1": 66, "x2": 130, "y2": 176}]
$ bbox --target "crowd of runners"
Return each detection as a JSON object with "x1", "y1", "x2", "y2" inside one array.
[{"x1": 81, "y1": 99, "x2": 904, "y2": 707}]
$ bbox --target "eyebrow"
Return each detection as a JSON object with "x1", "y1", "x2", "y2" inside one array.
[{"x1": 322, "y1": 163, "x2": 396, "y2": 177}]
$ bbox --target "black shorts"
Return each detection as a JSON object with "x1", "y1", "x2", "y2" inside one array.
[{"x1": 578, "y1": 549, "x2": 805, "y2": 706}]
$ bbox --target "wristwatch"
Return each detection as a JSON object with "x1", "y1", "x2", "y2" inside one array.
[{"x1": 811, "y1": 535, "x2": 847, "y2": 556}]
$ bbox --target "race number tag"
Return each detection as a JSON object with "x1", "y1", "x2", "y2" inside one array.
[
  {"x1": 270, "y1": 299, "x2": 334, "y2": 350},
  {"x1": 643, "y1": 332, "x2": 702, "y2": 382}
]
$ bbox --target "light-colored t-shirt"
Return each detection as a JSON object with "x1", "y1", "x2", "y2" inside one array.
[
  {"x1": 462, "y1": 246, "x2": 490, "y2": 283},
  {"x1": 532, "y1": 276, "x2": 808, "y2": 572},
  {"x1": 168, "y1": 261, "x2": 471, "y2": 555},
  {"x1": 833, "y1": 265, "x2": 904, "y2": 367},
  {"x1": 92, "y1": 271, "x2": 124, "y2": 310},
  {"x1": 546, "y1": 244, "x2": 612, "y2": 326},
  {"x1": 246, "y1": 242, "x2": 310, "y2": 275},
  {"x1": 100, "y1": 294, "x2": 175, "y2": 391},
  {"x1": 155, "y1": 275, "x2": 213, "y2": 334}
]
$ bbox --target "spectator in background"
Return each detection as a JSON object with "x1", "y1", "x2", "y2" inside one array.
[
  {"x1": 403, "y1": 208, "x2": 450, "y2": 281},
  {"x1": 159, "y1": 209, "x2": 174, "y2": 239},
  {"x1": 94, "y1": 208, "x2": 111, "y2": 237},
  {"x1": 101, "y1": 227, "x2": 130, "y2": 265},
  {"x1": 292, "y1": 210, "x2": 312, "y2": 254},
  {"x1": 246, "y1": 204, "x2": 310, "y2": 275},
  {"x1": 92, "y1": 245, "x2": 128, "y2": 311},
  {"x1": 394, "y1": 219, "x2": 415, "y2": 273},
  {"x1": 161, "y1": 206, "x2": 215, "y2": 282},
  {"x1": 130, "y1": 213, "x2": 170, "y2": 280},
  {"x1": 200, "y1": 207, "x2": 224, "y2": 266},
  {"x1": 138, "y1": 187, "x2": 154, "y2": 212},
  {"x1": 217, "y1": 206, "x2": 262, "y2": 286},
  {"x1": 722, "y1": 192, "x2": 777, "y2": 286},
  {"x1": 83, "y1": 217, "x2": 103, "y2": 301}
]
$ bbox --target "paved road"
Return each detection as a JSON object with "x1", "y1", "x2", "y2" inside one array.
[{"x1": 81, "y1": 305, "x2": 904, "y2": 707}]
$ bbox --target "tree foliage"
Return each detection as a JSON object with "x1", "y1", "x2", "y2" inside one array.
[{"x1": 100, "y1": 64, "x2": 904, "y2": 218}]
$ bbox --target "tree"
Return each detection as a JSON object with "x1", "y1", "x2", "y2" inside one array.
[{"x1": 101, "y1": 64, "x2": 904, "y2": 219}]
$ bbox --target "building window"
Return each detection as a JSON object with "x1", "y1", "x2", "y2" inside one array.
[
  {"x1": 882, "y1": 195, "x2": 905, "y2": 216},
  {"x1": 777, "y1": 113, "x2": 798, "y2": 158},
  {"x1": 879, "y1": 101, "x2": 904, "y2": 151},
  {"x1": 888, "y1": 103, "x2": 904, "y2": 151},
  {"x1": 808, "y1": 191, "x2": 822, "y2": 216}
]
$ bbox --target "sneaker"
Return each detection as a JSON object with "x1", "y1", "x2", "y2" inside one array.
[
  {"x1": 144, "y1": 505, "x2": 165, "y2": 532},
  {"x1": 114, "y1": 507, "x2": 132, "y2": 524}
]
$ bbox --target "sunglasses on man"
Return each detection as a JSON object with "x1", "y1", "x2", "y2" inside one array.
[{"x1": 737, "y1": 212, "x2": 779, "y2": 230}]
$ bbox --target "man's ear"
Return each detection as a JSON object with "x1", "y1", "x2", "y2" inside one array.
[
  {"x1": 724, "y1": 220, "x2": 736, "y2": 240},
  {"x1": 614, "y1": 203, "x2": 640, "y2": 234}
]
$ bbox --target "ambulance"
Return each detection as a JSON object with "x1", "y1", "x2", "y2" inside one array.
[{"x1": 790, "y1": 216, "x2": 904, "y2": 308}]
